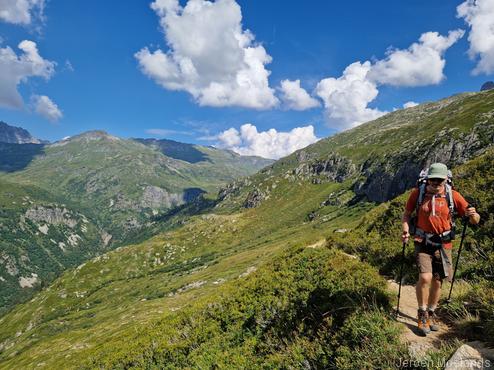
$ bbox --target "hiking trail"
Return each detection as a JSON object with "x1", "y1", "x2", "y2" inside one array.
[{"x1": 388, "y1": 280, "x2": 453, "y2": 358}]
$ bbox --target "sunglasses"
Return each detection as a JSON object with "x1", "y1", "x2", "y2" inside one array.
[{"x1": 428, "y1": 178, "x2": 445, "y2": 184}]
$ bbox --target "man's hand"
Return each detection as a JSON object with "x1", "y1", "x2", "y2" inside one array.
[
  {"x1": 402, "y1": 230, "x2": 410, "y2": 243},
  {"x1": 465, "y1": 206, "x2": 480, "y2": 225}
]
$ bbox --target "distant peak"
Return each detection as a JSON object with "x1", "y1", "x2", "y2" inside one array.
[
  {"x1": 71, "y1": 130, "x2": 120, "y2": 141},
  {"x1": 481, "y1": 81, "x2": 494, "y2": 91},
  {"x1": 0, "y1": 121, "x2": 42, "y2": 144}
]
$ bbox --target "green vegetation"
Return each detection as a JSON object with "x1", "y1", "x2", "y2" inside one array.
[
  {"x1": 2, "y1": 132, "x2": 273, "y2": 241},
  {"x1": 0, "y1": 178, "x2": 103, "y2": 316},
  {"x1": 83, "y1": 247, "x2": 405, "y2": 369},
  {"x1": 0, "y1": 90, "x2": 493, "y2": 368},
  {"x1": 0, "y1": 159, "x2": 375, "y2": 368},
  {"x1": 0, "y1": 132, "x2": 271, "y2": 315}
]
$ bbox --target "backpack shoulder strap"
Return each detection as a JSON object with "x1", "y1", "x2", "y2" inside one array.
[
  {"x1": 416, "y1": 183, "x2": 426, "y2": 214},
  {"x1": 445, "y1": 183, "x2": 456, "y2": 223}
]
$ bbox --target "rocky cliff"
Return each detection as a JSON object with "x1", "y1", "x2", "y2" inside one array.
[{"x1": 0, "y1": 121, "x2": 41, "y2": 144}]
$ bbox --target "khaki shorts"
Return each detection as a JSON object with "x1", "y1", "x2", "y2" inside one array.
[{"x1": 414, "y1": 242, "x2": 453, "y2": 282}]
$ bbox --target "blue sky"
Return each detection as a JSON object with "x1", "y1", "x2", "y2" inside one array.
[{"x1": 0, "y1": 0, "x2": 493, "y2": 158}]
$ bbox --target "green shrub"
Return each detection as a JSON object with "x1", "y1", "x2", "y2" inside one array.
[{"x1": 83, "y1": 247, "x2": 404, "y2": 369}]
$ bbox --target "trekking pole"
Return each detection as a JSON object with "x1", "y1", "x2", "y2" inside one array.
[
  {"x1": 396, "y1": 240, "x2": 407, "y2": 317},
  {"x1": 447, "y1": 216, "x2": 469, "y2": 302}
]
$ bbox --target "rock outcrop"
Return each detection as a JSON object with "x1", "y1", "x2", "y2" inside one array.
[
  {"x1": 141, "y1": 185, "x2": 183, "y2": 209},
  {"x1": 218, "y1": 179, "x2": 250, "y2": 202},
  {"x1": 293, "y1": 152, "x2": 356, "y2": 183},
  {"x1": 24, "y1": 206, "x2": 78, "y2": 228},
  {"x1": 243, "y1": 188, "x2": 268, "y2": 208},
  {"x1": 353, "y1": 120, "x2": 494, "y2": 203}
]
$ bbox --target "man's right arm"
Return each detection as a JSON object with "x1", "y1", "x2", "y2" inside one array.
[
  {"x1": 402, "y1": 210, "x2": 412, "y2": 243},
  {"x1": 402, "y1": 188, "x2": 418, "y2": 243}
]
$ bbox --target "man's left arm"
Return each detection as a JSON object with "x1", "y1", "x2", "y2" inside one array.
[{"x1": 454, "y1": 191, "x2": 480, "y2": 225}]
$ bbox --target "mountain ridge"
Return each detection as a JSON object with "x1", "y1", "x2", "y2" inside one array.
[{"x1": 0, "y1": 122, "x2": 43, "y2": 144}]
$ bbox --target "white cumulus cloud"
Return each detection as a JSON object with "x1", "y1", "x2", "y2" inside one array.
[
  {"x1": 314, "y1": 30, "x2": 462, "y2": 131},
  {"x1": 136, "y1": 0, "x2": 278, "y2": 109},
  {"x1": 368, "y1": 30, "x2": 465, "y2": 86},
  {"x1": 278, "y1": 79, "x2": 320, "y2": 110},
  {"x1": 217, "y1": 123, "x2": 318, "y2": 159},
  {"x1": 0, "y1": 0, "x2": 45, "y2": 25},
  {"x1": 403, "y1": 101, "x2": 419, "y2": 108},
  {"x1": 457, "y1": 0, "x2": 494, "y2": 75},
  {"x1": 316, "y1": 61, "x2": 387, "y2": 129},
  {"x1": 31, "y1": 95, "x2": 62, "y2": 122},
  {"x1": 0, "y1": 40, "x2": 55, "y2": 109}
]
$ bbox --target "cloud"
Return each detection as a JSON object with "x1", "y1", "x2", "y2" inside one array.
[
  {"x1": 278, "y1": 79, "x2": 320, "y2": 110},
  {"x1": 457, "y1": 0, "x2": 494, "y2": 75},
  {"x1": 0, "y1": 0, "x2": 45, "y2": 25},
  {"x1": 216, "y1": 123, "x2": 318, "y2": 159},
  {"x1": 0, "y1": 40, "x2": 55, "y2": 109},
  {"x1": 31, "y1": 95, "x2": 62, "y2": 122},
  {"x1": 368, "y1": 30, "x2": 465, "y2": 86},
  {"x1": 64, "y1": 60, "x2": 74, "y2": 72},
  {"x1": 403, "y1": 101, "x2": 418, "y2": 108},
  {"x1": 315, "y1": 61, "x2": 387, "y2": 129},
  {"x1": 313, "y1": 30, "x2": 463, "y2": 130},
  {"x1": 136, "y1": 0, "x2": 278, "y2": 109}
]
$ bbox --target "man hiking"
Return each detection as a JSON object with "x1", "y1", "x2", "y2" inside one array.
[{"x1": 401, "y1": 163, "x2": 480, "y2": 335}]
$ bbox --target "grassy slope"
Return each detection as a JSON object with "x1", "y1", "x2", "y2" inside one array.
[
  {"x1": 0, "y1": 179, "x2": 102, "y2": 316},
  {"x1": 0, "y1": 133, "x2": 271, "y2": 316},
  {"x1": 269, "y1": 90, "x2": 494, "y2": 174},
  {"x1": 0, "y1": 174, "x2": 373, "y2": 368}
]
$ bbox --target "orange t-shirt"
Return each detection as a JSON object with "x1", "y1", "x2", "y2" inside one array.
[{"x1": 405, "y1": 187, "x2": 469, "y2": 249}]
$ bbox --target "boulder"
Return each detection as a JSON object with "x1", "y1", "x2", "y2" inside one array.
[{"x1": 445, "y1": 342, "x2": 494, "y2": 370}]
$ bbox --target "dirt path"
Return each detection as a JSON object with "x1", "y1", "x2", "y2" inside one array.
[{"x1": 388, "y1": 281, "x2": 453, "y2": 358}]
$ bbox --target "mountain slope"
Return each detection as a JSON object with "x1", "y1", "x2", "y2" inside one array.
[
  {"x1": 0, "y1": 178, "x2": 104, "y2": 316},
  {"x1": 0, "y1": 122, "x2": 42, "y2": 144},
  {"x1": 0, "y1": 90, "x2": 493, "y2": 368},
  {"x1": 244, "y1": 90, "x2": 494, "y2": 204},
  {"x1": 2, "y1": 131, "x2": 272, "y2": 239},
  {"x1": 0, "y1": 130, "x2": 272, "y2": 316}
]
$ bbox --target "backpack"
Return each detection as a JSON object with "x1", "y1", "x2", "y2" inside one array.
[{"x1": 410, "y1": 168, "x2": 457, "y2": 241}]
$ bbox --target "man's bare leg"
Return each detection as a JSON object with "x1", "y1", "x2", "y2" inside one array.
[
  {"x1": 416, "y1": 272, "x2": 432, "y2": 335},
  {"x1": 427, "y1": 277, "x2": 442, "y2": 331},
  {"x1": 416, "y1": 272, "x2": 433, "y2": 307},
  {"x1": 428, "y1": 278, "x2": 442, "y2": 308}
]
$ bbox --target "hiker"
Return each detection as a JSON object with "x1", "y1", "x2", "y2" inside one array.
[{"x1": 401, "y1": 163, "x2": 480, "y2": 335}]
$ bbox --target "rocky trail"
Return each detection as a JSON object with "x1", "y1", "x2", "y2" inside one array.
[
  {"x1": 388, "y1": 281, "x2": 453, "y2": 356},
  {"x1": 388, "y1": 281, "x2": 494, "y2": 369}
]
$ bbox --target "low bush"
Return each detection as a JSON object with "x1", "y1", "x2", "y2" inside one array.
[{"x1": 83, "y1": 246, "x2": 406, "y2": 369}]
